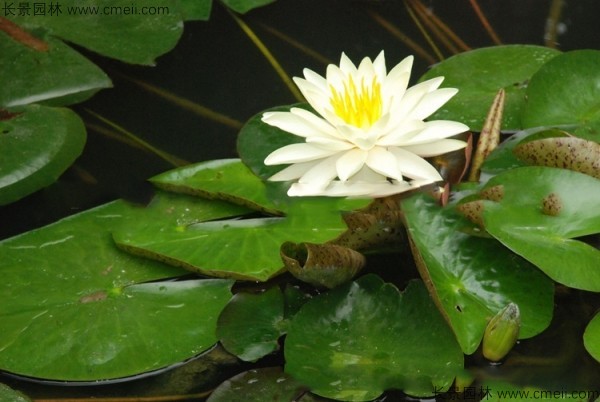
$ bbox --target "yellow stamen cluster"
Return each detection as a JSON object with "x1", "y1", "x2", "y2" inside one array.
[{"x1": 329, "y1": 75, "x2": 383, "y2": 128}]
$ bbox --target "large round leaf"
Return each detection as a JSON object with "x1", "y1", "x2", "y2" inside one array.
[
  {"x1": 216, "y1": 287, "x2": 285, "y2": 362},
  {"x1": 0, "y1": 105, "x2": 86, "y2": 205},
  {"x1": 285, "y1": 275, "x2": 463, "y2": 400},
  {"x1": 9, "y1": 0, "x2": 183, "y2": 65},
  {"x1": 419, "y1": 45, "x2": 560, "y2": 131},
  {"x1": 114, "y1": 160, "x2": 368, "y2": 281},
  {"x1": 0, "y1": 35, "x2": 111, "y2": 107},
  {"x1": 481, "y1": 166, "x2": 600, "y2": 291},
  {"x1": 401, "y1": 194, "x2": 554, "y2": 354},
  {"x1": 522, "y1": 50, "x2": 600, "y2": 140},
  {"x1": 0, "y1": 194, "x2": 240, "y2": 381},
  {"x1": 584, "y1": 312, "x2": 600, "y2": 363}
]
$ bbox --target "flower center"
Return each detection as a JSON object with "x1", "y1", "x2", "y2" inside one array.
[{"x1": 329, "y1": 75, "x2": 382, "y2": 128}]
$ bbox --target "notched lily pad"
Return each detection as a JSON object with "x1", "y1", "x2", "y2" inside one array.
[
  {"x1": 480, "y1": 166, "x2": 600, "y2": 291},
  {"x1": 514, "y1": 136, "x2": 600, "y2": 179},
  {"x1": 0, "y1": 104, "x2": 86, "y2": 205},
  {"x1": 285, "y1": 275, "x2": 463, "y2": 400},
  {"x1": 402, "y1": 194, "x2": 554, "y2": 354},
  {"x1": 0, "y1": 197, "x2": 234, "y2": 381},
  {"x1": 217, "y1": 287, "x2": 285, "y2": 362},
  {"x1": 281, "y1": 242, "x2": 365, "y2": 289}
]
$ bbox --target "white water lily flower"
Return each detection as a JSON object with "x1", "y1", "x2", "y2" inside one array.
[{"x1": 263, "y1": 51, "x2": 469, "y2": 197}]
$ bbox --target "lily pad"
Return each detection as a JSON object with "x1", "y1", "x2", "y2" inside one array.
[
  {"x1": 207, "y1": 367, "x2": 324, "y2": 402},
  {"x1": 237, "y1": 104, "x2": 308, "y2": 180},
  {"x1": 0, "y1": 194, "x2": 238, "y2": 381},
  {"x1": 284, "y1": 275, "x2": 463, "y2": 400},
  {"x1": 220, "y1": 0, "x2": 277, "y2": 14},
  {"x1": 0, "y1": 105, "x2": 86, "y2": 205},
  {"x1": 584, "y1": 312, "x2": 600, "y2": 363},
  {"x1": 0, "y1": 384, "x2": 31, "y2": 402},
  {"x1": 0, "y1": 35, "x2": 111, "y2": 107},
  {"x1": 419, "y1": 45, "x2": 560, "y2": 131},
  {"x1": 522, "y1": 50, "x2": 600, "y2": 141},
  {"x1": 115, "y1": 159, "x2": 368, "y2": 281},
  {"x1": 481, "y1": 166, "x2": 600, "y2": 291},
  {"x1": 401, "y1": 194, "x2": 554, "y2": 354},
  {"x1": 179, "y1": 0, "x2": 212, "y2": 20},
  {"x1": 216, "y1": 287, "x2": 285, "y2": 362},
  {"x1": 150, "y1": 158, "x2": 285, "y2": 215},
  {"x1": 8, "y1": 0, "x2": 183, "y2": 65}
]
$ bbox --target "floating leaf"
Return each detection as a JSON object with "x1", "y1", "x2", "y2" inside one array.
[
  {"x1": 0, "y1": 35, "x2": 111, "y2": 107},
  {"x1": 0, "y1": 105, "x2": 86, "y2": 205},
  {"x1": 217, "y1": 287, "x2": 285, "y2": 362},
  {"x1": 237, "y1": 104, "x2": 308, "y2": 180},
  {"x1": 179, "y1": 0, "x2": 212, "y2": 20},
  {"x1": 150, "y1": 158, "x2": 285, "y2": 215},
  {"x1": 285, "y1": 275, "x2": 463, "y2": 400},
  {"x1": 0, "y1": 195, "x2": 236, "y2": 381},
  {"x1": 481, "y1": 166, "x2": 600, "y2": 291},
  {"x1": 584, "y1": 312, "x2": 600, "y2": 363},
  {"x1": 402, "y1": 194, "x2": 554, "y2": 354},
  {"x1": 514, "y1": 136, "x2": 600, "y2": 179},
  {"x1": 0, "y1": 384, "x2": 32, "y2": 402},
  {"x1": 220, "y1": 0, "x2": 277, "y2": 14},
  {"x1": 419, "y1": 45, "x2": 560, "y2": 131},
  {"x1": 207, "y1": 367, "x2": 324, "y2": 402},
  {"x1": 281, "y1": 242, "x2": 365, "y2": 289},
  {"x1": 115, "y1": 160, "x2": 368, "y2": 281},
  {"x1": 9, "y1": 0, "x2": 183, "y2": 65},
  {"x1": 522, "y1": 50, "x2": 600, "y2": 141}
]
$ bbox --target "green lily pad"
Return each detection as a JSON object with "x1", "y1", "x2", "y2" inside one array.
[
  {"x1": 0, "y1": 384, "x2": 32, "y2": 402},
  {"x1": 522, "y1": 50, "x2": 600, "y2": 141},
  {"x1": 0, "y1": 105, "x2": 86, "y2": 205},
  {"x1": 220, "y1": 0, "x2": 277, "y2": 14},
  {"x1": 150, "y1": 158, "x2": 285, "y2": 215},
  {"x1": 216, "y1": 287, "x2": 285, "y2": 362},
  {"x1": 0, "y1": 194, "x2": 238, "y2": 381},
  {"x1": 237, "y1": 104, "x2": 308, "y2": 180},
  {"x1": 401, "y1": 194, "x2": 554, "y2": 354},
  {"x1": 584, "y1": 312, "x2": 600, "y2": 363},
  {"x1": 285, "y1": 275, "x2": 463, "y2": 400},
  {"x1": 481, "y1": 166, "x2": 600, "y2": 291},
  {"x1": 419, "y1": 45, "x2": 560, "y2": 131},
  {"x1": 207, "y1": 367, "x2": 325, "y2": 402},
  {"x1": 115, "y1": 159, "x2": 368, "y2": 281},
  {"x1": 179, "y1": 0, "x2": 212, "y2": 20},
  {"x1": 9, "y1": 0, "x2": 183, "y2": 65},
  {"x1": 0, "y1": 35, "x2": 111, "y2": 107}
]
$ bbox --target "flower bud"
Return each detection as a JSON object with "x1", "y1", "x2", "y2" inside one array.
[{"x1": 483, "y1": 303, "x2": 520, "y2": 362}]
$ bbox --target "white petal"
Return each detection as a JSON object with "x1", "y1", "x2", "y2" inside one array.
[
  {"x1": 382, "y1": 56, "x2": 413, "y2": 101},
  {"x1": 269, "y1": 161, "x2": 319, "y2": 181},
  {"x1": 388, "y1": 147, "x2": 443, "y2": 181},
  {"x1": 377, "y1": 119, "x2": 425, "y2": 146},
  {"x1": 339, "y1": 52, "x2": 359, "y2": 75},
  {"x1": 366, "y1": 147, "x2": 403, "y2": 181},
  {"x1": 293, "y1": 78, "x2": 331, "y2": 118},
  {"x1": 402, "y1": 139, "x2": 467, "y2": 157},
  {"x1": 390, "y1": 76, "x2": 445, "y2": 121},
  {"x1": 403, "y1": 120, "x2": 469, "y2": 145},
  {"x1": 306, "y1": 136, "x2": 354, "y2": 151},
  {"x1": 262, "y1": 111, "x2": 330, "y2": 139},
  {"x1": 326, "y1": 63, "x2": 347, "y2": 92},
  {"x1": 409, "y1": 88, "x2": 458, "y2": 120},
  {"x1": 336, "y1": 149, "x2": 368, "y2": 181},
  {"x1": 298, "y1": 154, "x2": 340, "y2": 185},
  {"x1": 302, "y1": 68, "x2": 328, "y2": 92},
  {"x1": 338, "y1": 124, "x2": 378, "y2": 150},
  {"x1": 289, "y1": 107, "x2": 341, "y2": 139},
  {"x1": 264, "y1": 143, "x2": 336, "y2": 165},
  {"x1": 372, "y1": 51, "x2": 387, "y2": 80}
]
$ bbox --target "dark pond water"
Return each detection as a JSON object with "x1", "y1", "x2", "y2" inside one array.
[{"x1": 2, "y1": 0, "x2": 600, "y2": 400}]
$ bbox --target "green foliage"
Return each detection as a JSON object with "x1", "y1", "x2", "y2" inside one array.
[
  {"x1": 220, "y1": 0, "x2": 277, "y2": 14},
  {"x1": 0, "y1": 196, "x2": 234, "y2": 380},
  {"x1": 402, "y1": 194, "x2": 554, "y2": 354},
  {"x1": 115, "y1": 159, "x2": 368, "y2": 281},
  {"x1": 285, "y1": 275, "x2": 463, "y2": 400},
  {"x1": 0, "y1": 384, "x2": 32, "y2": 402},
  {"x1": 420, "y1": 45, "x2": 560, "y2": 131},
  {"x1": 0, "y1": 105, "x2": 86, "y2": 205}
]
